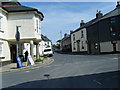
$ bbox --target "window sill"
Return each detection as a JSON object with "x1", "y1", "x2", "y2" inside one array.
[
  {"x1": 0, "y1": 30, "x2": 4, "y2": 33},
  {"x1": 0, "y1": 57, "x2": 5, "y2": 59}
]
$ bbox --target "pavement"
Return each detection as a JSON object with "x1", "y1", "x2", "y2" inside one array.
[{"x1": 0, "y1": 58, "x2": 54, "y2": 73}]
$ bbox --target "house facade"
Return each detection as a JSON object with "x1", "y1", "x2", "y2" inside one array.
[
  {"x1": 60, "y1": 34, "x2": 71, "y2": 52},
  {"x1": 87, "y1": 4, "x2": 120, "y2": 54},
  {"x1": 71, "y1": 20, "x2": 88, "y2": 53},
  {"x1": 39, "y1": 34, "x2": 52, "y2": 56},
  {"x1": 71, "y1": 2, "x2": 120, "y2": 54},
  {"x1": 0, "y1": 1, "x2": 44, "y2": 65}
]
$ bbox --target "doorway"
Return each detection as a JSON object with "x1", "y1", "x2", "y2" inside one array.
[
  {"x1": 10, "y1": 45, "x2": 17, "y2": 63},
  {"x1": 77, "y1": 40, "x2": 80, "y2": 52}
]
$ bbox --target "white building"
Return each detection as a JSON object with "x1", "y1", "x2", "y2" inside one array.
[
  {"x1": 71, "y1": 24, "x2": 88, "y2": 53},
  {"x1": 39, "y1": 34, "x2": 52, "y2": 56},
  {"x1": 0, "y1": 1, "x2": 44, "y2": 65}
]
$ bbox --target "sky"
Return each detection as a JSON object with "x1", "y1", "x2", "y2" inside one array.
[{"x1": 21, "y1": 2, "x2": 116, "y2": 44}]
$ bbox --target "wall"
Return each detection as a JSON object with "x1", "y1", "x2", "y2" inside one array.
[
  {"x1": 0, "y1": 8, "x2": 11, "y2": 62},
  {"x1": 7, "y1": 12, "x2": 35, "y2": 40},
  {"x1": 34, "y1": 14, "x2": 41, "y2": 40},
  {"x1": 71, "y1": 28, "x2": 88, "y2": 52},
  {"x1": 100, "y1": 42, "x2": 113, "y2": 53}
]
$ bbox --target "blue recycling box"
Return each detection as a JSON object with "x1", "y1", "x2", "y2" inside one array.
[{"x1": 16, "y1": 56, "x2": 23, "y2": 68}]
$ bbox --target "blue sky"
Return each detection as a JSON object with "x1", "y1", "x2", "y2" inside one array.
[{"x1": 21, "y1": 2, "x2": 116, "y2": 44}]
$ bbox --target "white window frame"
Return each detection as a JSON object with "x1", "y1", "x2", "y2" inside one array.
[
  {"x1": 0, "y1": 42, "x2": 3, "y2": 57},
  {"x1": 36, "y1": 19, "x2": 39, "y2": 33},
  {"x1": 0, "y1": 17, "x2": 2, "y2": 30}
]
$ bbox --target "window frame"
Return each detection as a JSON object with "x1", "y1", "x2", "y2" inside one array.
[
  {"x1": 0, "y1": 17, "x2": 2, "y2": 30},
  {"x1": 0, "y1": 42, "x2": 3, "y2": 57}
]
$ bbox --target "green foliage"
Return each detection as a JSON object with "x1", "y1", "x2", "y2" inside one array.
[
  {"x1": 44, "y1": 56, "x2": 48, "y2": 59},
  {"x1": 35, "y1": 58, "x2": 43, "y2": 62}
]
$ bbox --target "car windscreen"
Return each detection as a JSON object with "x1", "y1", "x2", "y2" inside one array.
[{"x1": 44, "y1": 49, "x2": 51, "y2": 52}]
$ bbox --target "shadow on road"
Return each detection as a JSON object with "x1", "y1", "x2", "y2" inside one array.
[{"x1": 4, "y1": 70, "x2": 119, "y2": 88}]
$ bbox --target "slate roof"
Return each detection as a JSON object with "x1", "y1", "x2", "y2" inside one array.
[
  {"x1": 1, "y1": 2, "x2": 44, "y2": 20},
  {"x1": 71, "y1": 5, "x2": 120, "y2": 34},
  {"x1": 101, "y1": 6, "x2": 120, "y2": 20},
  {"x1": 41, "y1": 34, "x2": 51, "y2": 42}
]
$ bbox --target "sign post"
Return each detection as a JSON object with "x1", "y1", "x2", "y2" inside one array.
[{"x1": 15, "y1": 26, "x2": 22, "y2": 68}]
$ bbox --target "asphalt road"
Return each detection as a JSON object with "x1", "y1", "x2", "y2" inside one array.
[{"x1": 2, "y1": 52, "x2": 119, "y2": 88}]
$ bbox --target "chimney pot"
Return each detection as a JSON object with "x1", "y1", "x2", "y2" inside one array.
[{"x1": 116, "y1": 1, "x2": 120, "y2": 7}]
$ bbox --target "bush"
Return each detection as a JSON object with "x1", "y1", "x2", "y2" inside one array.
[
  {"x1": 44, "y1": 56, "x2": 48, "y2": 59},
  {"x1": 35, "y1": 58, "x2": 43, "y2": 62}
]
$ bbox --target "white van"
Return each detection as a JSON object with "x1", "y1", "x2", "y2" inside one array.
[{"x1": 43, "y1": 48, "x2": 53, "y2": 56}]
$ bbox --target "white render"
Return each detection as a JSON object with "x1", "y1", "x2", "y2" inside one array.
[
  {"x1": 71, "y1": 28, "x2": 88, "y2": 53},
  {"x1": 0, "y1": 7, "x2": 11, "y2": 62},
  {"x1": 0, "y1": 6, "x2": 43, "y2": 62},
  {"x1": 39, "y1": 40, "x2": 52, "y2": 56}
]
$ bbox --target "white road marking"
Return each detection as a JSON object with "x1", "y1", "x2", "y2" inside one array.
[
  {"x1": 26, "y1": 71, "x2": 30, "y2": 72},
  {"x1": 112, "y1": 58, "x2": 118, "y2": 60}
]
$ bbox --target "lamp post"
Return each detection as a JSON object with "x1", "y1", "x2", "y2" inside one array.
[{"x1": 15, "y1": 26, "x2": 21, "y2": 57}]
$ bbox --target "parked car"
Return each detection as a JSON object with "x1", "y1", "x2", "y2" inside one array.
[{"x1": 43, "y1": 48, "x2": 53, "y2": 57}]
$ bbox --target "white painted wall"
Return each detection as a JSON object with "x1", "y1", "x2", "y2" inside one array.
[
  {"x1": 23, "y1": 43, "x2": 30, "y2": 56},
  {"x1": 7, "y1": 12, "x2": 35, "y2": 40},
  {"x1": 39, "y1": 41, "x2": 52, "y2": 56},
  {"x1": 0, "y1": 8, "x2": 11, "y2": 62},
  {"x1": 0, "y1": 8, "x2": 8, "y2": 40},
  {"x1": 71, "y1": 28, "x2": 88, "y2": 52},
  {"x1": 100, "y1": 42, "x2": 113, "y2": 52},
  {"x1": 0, "y1": 40, "x2": 11, "y2": 62},
  {"x1": 34, "y1": 15, "x2": 41, "y2": 40}
]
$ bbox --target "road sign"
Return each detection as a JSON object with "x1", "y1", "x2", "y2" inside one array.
[{"x1": 27, "y1": 55, "x2": 35, "y2": 66}]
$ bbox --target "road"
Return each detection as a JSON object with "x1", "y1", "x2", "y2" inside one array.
[{"x1": 2, "y1": 52, "x2": 119, "y2": 88}]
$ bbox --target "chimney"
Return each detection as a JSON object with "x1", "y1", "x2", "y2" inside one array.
[
  {"x1": 96, "y1": 10, "x2": 103, "y2": 18},
  {"x1": 116, "y1": 1, "x2": 120, "y2": 8},
  {"x1": 70, "y1": 30, "x2": 73, "y2": 34},
  {"x1": 80, "y1": 20, "x2": 85, "y2": 27},
  {"x1": 64, "y1": 33, "x2": 67, "y2": 37}
]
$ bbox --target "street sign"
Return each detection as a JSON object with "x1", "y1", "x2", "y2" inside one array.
[
  {"x1": 15, "y1": 29, "x2": 20, "y2": 42},
  {"x1": 27, "y1": 55, "x2": 35, "y2": 66}
]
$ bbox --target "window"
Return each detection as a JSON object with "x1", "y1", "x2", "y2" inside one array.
[
  {"x1": 73, "y1": 34, "x2": 75, "y2": 41},
  {"x1": 0, "y1": 17, "x2": 2, "y2": 29},
  {"x1": 81, "y1": 31, "x2": 84, "y2": 38},
  {"x1": 36, "y1": 20, "x2": 39, "y2": 33},
  {"x1": 0, "y1": 42, "x2": 3, "y2": 57},
  {"x1": 110, "y1": 17, "x2": 116, "y2": 23}
]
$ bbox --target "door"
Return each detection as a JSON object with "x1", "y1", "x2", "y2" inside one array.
[
  {"x1": 10, "y1": 45, "x2": 17, "y2": 63},
  {"x1": 77, "y1": 41, "x2": 80, "y2": 52},
  {"x1": 113, "y1": 43, "x2": 116, "y2": 52}
]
